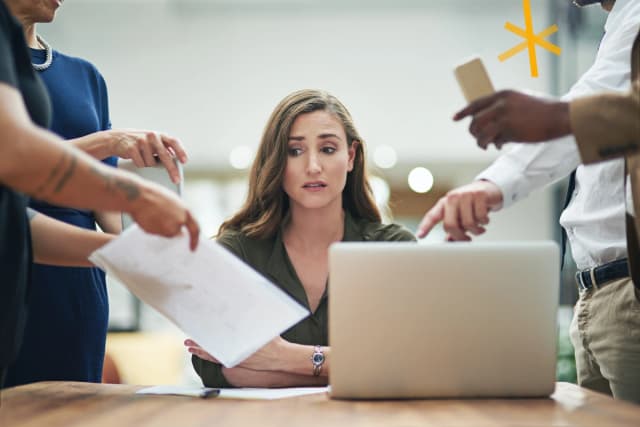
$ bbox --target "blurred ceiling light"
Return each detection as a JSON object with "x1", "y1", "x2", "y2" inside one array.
[
  {"x1": 408, "y1": 167, "x2": 434, "y2": 193},
  {"x1": 229, "y1": 146, "x2": 254, "y2": 170},
  {"x1": 373, "y1": 145, "x2": 397, "y2": 169}
]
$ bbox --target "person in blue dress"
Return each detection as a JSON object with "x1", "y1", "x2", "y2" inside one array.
[
  {"x1": 0, "y1": 0, "x2": 199, "y2": 389},
  {"x1": 4, "y1": 0, "x2": 189, "y2": 387}
]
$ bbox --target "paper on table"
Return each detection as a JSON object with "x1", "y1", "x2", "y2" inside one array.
[
  {"x1": 136, "y1": 385, "x2": 329, "y2": 400},
  {"x1": 89, "y1": 226, "x2": 309, "y2": 367},
  {"x1": 136, "y1": 385, "x2": 218, "y2": 398},
  {"x1": 217, "y1": 387, "x2": 329, "y2": 400}
]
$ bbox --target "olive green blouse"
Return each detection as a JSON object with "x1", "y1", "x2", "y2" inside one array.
[{"x1": 192, "y1": 211, "x2": 416, "y2": 387}]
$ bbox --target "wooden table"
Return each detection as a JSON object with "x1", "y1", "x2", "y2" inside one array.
[{"x1": 1, "y1": 381, "x2": 639, "y2": 426}]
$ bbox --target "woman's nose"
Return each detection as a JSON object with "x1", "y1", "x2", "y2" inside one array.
[{"x1": 306, "y1": 153, "x2": 322, "y2": 174}]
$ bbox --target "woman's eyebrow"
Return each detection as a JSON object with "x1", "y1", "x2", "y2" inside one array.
[
  {"x1": 288, "y1": 136, "x2": 305, "y2": 141},
  {"x1": 318, "y1": 133, "x2": 342, "y2": 140}
]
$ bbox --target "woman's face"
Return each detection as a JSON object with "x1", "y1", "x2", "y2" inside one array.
[
  {"x1": 8, "y1": 0, "x2": 62, "y2": 24},
  {"x1": 283, "y1": 110, "x2": 356, "y2": 213}
]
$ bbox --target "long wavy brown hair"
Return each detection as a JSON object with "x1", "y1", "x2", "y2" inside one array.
[{"x1": 218, "y1": 89, "x2": 381, "y2": 239}]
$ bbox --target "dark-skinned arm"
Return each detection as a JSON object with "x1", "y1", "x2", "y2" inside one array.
[{"x1": 453, "y1": 90, "x2": 571, "y2": 150}]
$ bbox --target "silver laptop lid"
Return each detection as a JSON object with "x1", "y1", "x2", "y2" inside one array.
[{"x1": 329, "y1": 241, "x2": 559, "y2": 399}]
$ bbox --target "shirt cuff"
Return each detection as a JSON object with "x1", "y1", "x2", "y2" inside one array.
[{"x1": 475, "y1": 159, "x2": 529, "y2": 209}]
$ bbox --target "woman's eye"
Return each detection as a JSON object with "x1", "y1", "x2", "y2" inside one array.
[
  {"x1": 322, "y1": 146, "x2": 336, "y2": 154},
  {"x1": 288, "y1": 148, "x2": 303, "y2": 156}
]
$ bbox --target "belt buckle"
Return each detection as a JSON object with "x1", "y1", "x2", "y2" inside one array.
[
  {"x1": 575, "y1": 267, "x2": 598, "y2": 293},
  {"x1": 576, "y1": 271, "x2": 588, "y2": 292},
  {"x1": 575, "y1": 271, "x2": 589, "y2": 292},
  {"x1": 589, "y1": 268, "x2": 598, "y2": 290}
]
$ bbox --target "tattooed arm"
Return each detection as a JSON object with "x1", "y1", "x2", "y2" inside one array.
[{"x1": 0, "y1": 83, "x2": 199, "y2": 249}]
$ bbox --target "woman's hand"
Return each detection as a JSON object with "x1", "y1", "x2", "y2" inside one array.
[
  {"x1": 125, "y1": 176, "x2": 199, "y2": 250},
  {"x1": 185, "y1": 337, "x2": 288, "y2": 371},
  {"x1": 184, "y1": 339, "x2": 220, "y2": 364},
  {"x1": 71, "y1": 129, "x2": 188, "y2": 183},
  {"x1": 107, "y1": 129, "x2": 187, "y2": 184}
]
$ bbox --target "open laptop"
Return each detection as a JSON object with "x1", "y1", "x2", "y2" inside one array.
[
  {"x1": 328, "y1": 241, "x2": 559, "y2": 399},
  {"x1": 117, "y1": 158, "x2": 183, "y2": 230}
]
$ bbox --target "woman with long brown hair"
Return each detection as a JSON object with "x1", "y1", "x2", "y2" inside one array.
[{"x1": 186, "y1": 89, "x2": 414, "y2": 388}]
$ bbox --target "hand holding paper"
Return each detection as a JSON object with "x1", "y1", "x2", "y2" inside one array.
[{"x1": 89, "y1": 226, "x2": 309, "y2": 367}]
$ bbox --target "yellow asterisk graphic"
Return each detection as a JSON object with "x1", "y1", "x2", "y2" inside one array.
[{"x1": 498, "y1": 0, "x2": 561, "y2": 78}]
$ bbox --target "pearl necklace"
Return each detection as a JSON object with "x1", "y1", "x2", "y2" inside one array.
[{"x1": 32, "y1": 35, "x2": 53, "y2": 71}]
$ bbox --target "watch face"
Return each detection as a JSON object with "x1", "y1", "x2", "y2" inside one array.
[{"x1": 312, "y1": 353, "x2": 325, "y2": 364}]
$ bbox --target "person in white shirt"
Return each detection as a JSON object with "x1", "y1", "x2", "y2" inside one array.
[{"x1": 417, "y1": 0, "x2": 640, "y2": 403}]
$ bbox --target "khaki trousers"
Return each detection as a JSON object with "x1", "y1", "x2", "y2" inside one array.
[{"x1": 569, "y1": 277, "x2": 640, "y2": 404}]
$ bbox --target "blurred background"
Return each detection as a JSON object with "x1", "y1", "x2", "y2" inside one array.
[{"x1": 39, "y1": 0, "x2": 608, "y2": 386}]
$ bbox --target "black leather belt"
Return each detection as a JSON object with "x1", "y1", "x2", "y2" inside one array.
[{"x1": 575, "y1": 258, "x2": 629, "y2": 292}]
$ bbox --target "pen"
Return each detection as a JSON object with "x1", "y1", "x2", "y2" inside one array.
[{"x1": 200, "y1": 388, "x2": 220, "y2": 398}]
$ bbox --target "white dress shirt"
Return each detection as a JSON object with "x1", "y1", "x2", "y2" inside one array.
[{"x1": 477, "y1": 0, "x2": 640, "y2": 270}]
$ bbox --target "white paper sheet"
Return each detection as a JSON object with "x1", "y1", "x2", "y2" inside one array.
[
  {"x1": 136, "y1": 385, "x2": 329, "y2": 400},
  {"x1": 89, "y1": 226, "x2": 309, "y2": 367},
  {"x1": 217, "y1": 387, "x2": 329, "y2": 400}
]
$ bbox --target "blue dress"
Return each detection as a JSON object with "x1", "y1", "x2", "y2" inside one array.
[{"x1": 4, "y1": 48, "x2": 117, "y2": 386}]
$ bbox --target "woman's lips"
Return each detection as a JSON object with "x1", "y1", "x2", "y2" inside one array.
[{"x1": 303, "y1": 182, "x2": 327, "y2": 191}]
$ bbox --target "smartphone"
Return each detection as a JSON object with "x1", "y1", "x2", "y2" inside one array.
[{"x1": 454, "y1": 57, "x2": 495, "y2": 103}]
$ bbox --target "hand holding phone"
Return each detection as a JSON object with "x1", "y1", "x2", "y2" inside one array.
[{"x1": 454, "y1": 57, "x2": 495, "y2": 103}]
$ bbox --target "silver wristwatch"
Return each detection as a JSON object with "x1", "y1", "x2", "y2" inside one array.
[{"x1": 311, "y1": 345, "x2": 325, "y2": 376}]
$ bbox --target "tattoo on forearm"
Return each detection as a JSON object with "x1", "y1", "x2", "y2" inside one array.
[
  {"x1": 53, "y1": 153, "x2": 77, "y2": 193},
  {"x1": 34, "y1": 151, "x2": 68, "y2": 195},
  {"x1": 32, "y1": 148, "x2": 140, "y2": 202},
  {"x1": 115, "y1": 180, "x2": 140, "y2": 201},
  {"x1": 89, "y1": 165, "x2": 140, "y2": 201}
]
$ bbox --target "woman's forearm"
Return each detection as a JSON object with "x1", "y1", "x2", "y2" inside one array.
[
  {"x1": 0, "y1": 84, "x2": 200, "y2": 249},
  {"x1": 274, "y1": 341, "x2": 330, "y2": 378},
  {"x1": 69, "y1": 132, "x2": 125, "y2": 230},
  {"x1": 70, "y1": 130, "x2": 116, "y2": 160},
  {"x1": 29, "y1": 209, "x2": 114, "y2": 267},
  {"x1": 0, "y1": 85, "x2": 146, "y2": 213},
  {"x1": 202, "y1": 341, "x2": 330, "y2": 388},
  {"x1": 221, "y1": 366, "x2": 327, "y2": 388}
]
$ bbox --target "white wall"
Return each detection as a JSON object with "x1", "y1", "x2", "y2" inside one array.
[
  {"x1": 38, "y1": 0, "x2": 565, "y2": 243},
  {"x1": 41, "y1": 0, "x2": 553, "y2": 168}
]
